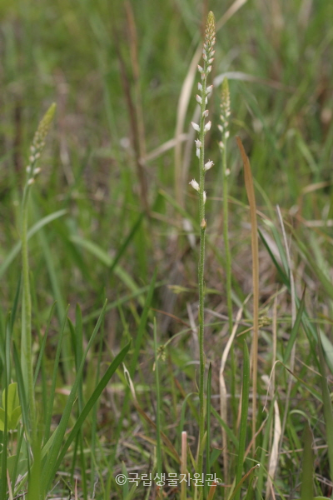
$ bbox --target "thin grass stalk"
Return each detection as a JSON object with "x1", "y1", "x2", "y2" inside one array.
[
  {"x1": 21, "y1": 103, "x2": 56, "y2": 429},
  {"x1": 205, "y1": 363, "x2": 212, "y2": 498},
  {"x1": 189, "y1": 12, "x2": 216, "y2": 478},
  {"x1": 181, "y1": 432, "x2": 187, "y2": 500},
  {"x1": 153, "y1": 318, "x2": 162, "y2": 479},
  {"x1": 236, "y1": 137, "x2": 259, "y2": 453},
  {"x1": 265, "y1": 297, "x2": 280, "y2": 500},
  {"x1": 219, "y1": 78, "x2": 232, "y2": 337},
  {"x1": 219, "y1": 77, "x2": 238, "y2": 444},
  {"x1": 0, "y1": 317, "x2": 10, "y2": 500},
  {"x1": 219, "y1": 78, "x2": 238, "y2": 438},
  {"x1": 90, "y1": 326, "x2": 104, "y2": 499},
  {"x1": 229, "y1": 464, "x2": 261, "y2": 500},
  {"x1": 276, "y1": 205, "x2": 297, "y2": 456},
  {"x1": 7, "y1": 469, "x2": 13, "y2": 500},
  {"x1": 21, "y1": 185, "x2": 35, "y2": 421}
]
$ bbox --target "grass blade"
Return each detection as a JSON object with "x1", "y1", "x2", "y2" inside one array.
[
  {"x1": 0, "y1": 210, "x2": 67, "y2": 279},
  {"x1": 318, "y1": 333, "x2": 333, "y2": 483},
  {"x1": 236, "y1": 137, "x2": 259, "y2": 452},
  {"x1": 300, "y1": 424, "x2": 314, "y2": 500},
  {"x1": 41, "y1": 299, "x2": 108, "y2": 494},
  {"x1": 283, "y1": 290, "x2": 305, "y2": 365},
  {"x1": 49, "y1": 341, "x2": 131, "y2": 491}
]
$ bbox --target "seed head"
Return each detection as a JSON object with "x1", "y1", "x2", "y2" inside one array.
[
  {"x1": 205, "y1": 12, "x2": 216, "y2": 50},
  {"x1": 221, "y1": 78, "x2": 231, "y2": 122},
  {"x1": 32, "y1": 103, "x2": 56, "y2": 155}
]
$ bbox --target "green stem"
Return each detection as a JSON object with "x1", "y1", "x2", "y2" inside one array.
[
  {"x1": 222, "y1": 131, "x2": 237, "y2": 438},
  {"x1": 21, "y1": 183, "x2": 36, "y2": 427},
  {"x1": 154, "y1": 318, "x2": 162, "y2": 477},
  {"x1": 197, "y1": 70, "x2": 207, "y2": 480},
  {"x1": 222, "y1": 136, "x2": 232, "y2": 336}
]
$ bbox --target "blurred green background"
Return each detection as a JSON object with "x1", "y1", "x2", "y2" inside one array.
[{"x1": 1, "y1": 0, "x2": 333, "y2": 336}]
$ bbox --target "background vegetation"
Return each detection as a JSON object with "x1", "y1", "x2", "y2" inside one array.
[{"x1": 1, "y1": 0, "x2": 333, "y2": 498}]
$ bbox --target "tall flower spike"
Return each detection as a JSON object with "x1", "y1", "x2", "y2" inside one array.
[
  {"x1": 188, "y1": 11, "x2": 216, "y2": 482},
  {"x1": 219, "y1": 78, "x2": 233, "y2": 479},
  {"x1": 31, "y1": 103, "x2": 56, "y2": 157}
]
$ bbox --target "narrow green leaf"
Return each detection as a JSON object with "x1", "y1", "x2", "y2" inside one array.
[
  {"x1": 300, "y1": 424, "x2": 314, "y2": 500},
  {"x1": 211, "y1": 407, "x2": 239, "y2": 449},
  {"x1": 318, "y1": 334, "x2": 333, "y2": 483},
  {"x1": 44, "y1": 307, "x2": 69, "y2": 444},
  {"x1": 0, "y1": 210, "x2": 67, "y2": 278},
  {"x1": 259, "y1": 229, "x2": 289, "y2": 287},
  {"x1": 48, "y1": 342, "x2": 130, "y2": 488},
  {"x1": 41, "y1": 299, "x2": 108, "y2": 494},
  {"x1": 283, "y1": 290, "x2": 305, "y2": 364}
]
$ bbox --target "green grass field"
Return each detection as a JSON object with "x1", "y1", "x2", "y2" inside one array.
[{"x1": 1, "y1": 0, "x2": 333, "y2": 498}]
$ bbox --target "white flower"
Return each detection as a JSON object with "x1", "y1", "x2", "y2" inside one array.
[
  {"x1": 189, "y1": 179, "x2": 200, "y2": 191},
  {"x1": 203, "y1": 191, "x2": 207, "y2": 204},
  {"x1": 195, "y1": 139, "x2": 202, "y2": 148},
  {"x1": 204, "y1": 121, "x2": 211, "y2": 132},
  {"x1": 196, "y1": 148, "x2": 200, "y2": 158},
  {"x1": 196, "y1": 95, "x2": 202, "y2": 104},
  {"x1": 206, "y1": 85, "x2": 213, "y2": 95},
  {"x1": 197, "y1": 65, "x2": 204, "y2": 74},
  {"x1": 198, "y1": 82, "x2": 203, "y2": 91},
  {"x1": 191, "y1": 122, "x2": 200, "y2": 132},
  {"x1": 204, "y1": 160, "x2": 214, "y2": 171},
  {"x1": 202, "y1": 110, "x2": 209, "y2": 118}
]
